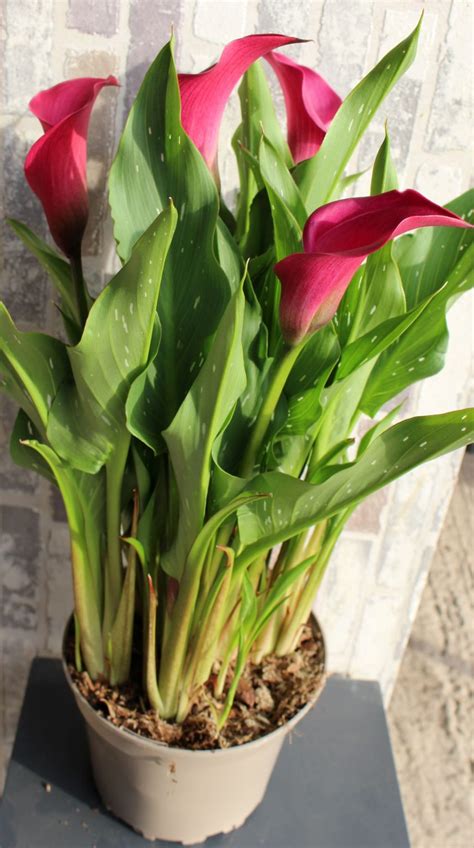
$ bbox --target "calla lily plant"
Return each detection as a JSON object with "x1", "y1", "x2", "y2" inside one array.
[{"x1": 2, "y1": 21, "x2": 473, "y2": 728}]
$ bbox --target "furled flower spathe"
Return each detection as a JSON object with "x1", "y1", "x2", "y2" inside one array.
[
  {"x1": 178, "y1": 35, "x2": 341, "y2": 174},
  {"x1": 275, "y1": 189, "x2": 473, "y2": 345},
  {"x1": 25, "y1": 76, "x2": 119, "y2": 257},
  {"x1": 265, "y1": 51, "x2": 341, "y2": 163},
  {"x1": 178, "y1": 34, "x2": 302, "y2": 174}
]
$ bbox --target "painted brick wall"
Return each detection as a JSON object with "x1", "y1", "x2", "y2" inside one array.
[{"x1": 0, "y1": 0, "x2": 472, "y2": 788}]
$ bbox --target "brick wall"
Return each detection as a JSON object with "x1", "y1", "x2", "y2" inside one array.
[{"x1": 0, "y1": 0, "x2": 472, "y2": 787}]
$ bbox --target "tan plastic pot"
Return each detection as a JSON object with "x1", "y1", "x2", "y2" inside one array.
[{"x1": 63, "y1": 619, "x2": 325, "y2": 844}]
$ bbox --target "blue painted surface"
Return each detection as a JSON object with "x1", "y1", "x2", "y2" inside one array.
[{"x1": 0, "y1": 659, "x2": 410, "y2": 847}]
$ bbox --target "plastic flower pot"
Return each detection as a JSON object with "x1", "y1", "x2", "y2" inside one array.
[{"x1": 62, "y1": 617, "x2": 326, "y2": 844}]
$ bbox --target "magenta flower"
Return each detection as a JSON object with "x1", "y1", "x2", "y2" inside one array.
[
  {"x1": 275, "y1": 189, "x2": 472, "y2": 345},
  {"x1": 25, "y1": 76, "x2": 119, "y2": 257},
  {"x1": 265, "y1": 52, "x2": 341, "y2": 164},
  {"x1": 178, "y1": 34, "x2": 301, "y2": 174}
]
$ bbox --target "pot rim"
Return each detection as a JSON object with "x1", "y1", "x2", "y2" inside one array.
[{"x1": 62, "y1": 613, "x2": 326, "y2": 759}]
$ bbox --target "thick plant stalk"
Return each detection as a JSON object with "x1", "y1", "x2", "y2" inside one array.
[
  {"x1": 103, "y1": 433, "x2": 130, "y2": 639},
  {"x1": 175, "y1": 546, "x2": 234, "y2": 722},
  {"x1": 69, "y1": 250, "x2": 92, "y2": 329},
  {"x1": 158, "y1": 547, "x2": 210, "y2": 717},
  {"x1": 108, "y1": 490, "x2": 139, "y2": 685},
  {"x1": 70, "y1": 534, "x2": 104, "y2": 678},
  {"x1": 158, "y1": 495, "x2": 269, "y2": 718},
  {"x1": 274, "y1": 520, "x2": 343, "y2": 655},
  {"x1": 145, "y1": 575, "x2": 164, "y2": 713},
  {"x1": 240, "y1": 340, "x2": 305, "y2": 477}
]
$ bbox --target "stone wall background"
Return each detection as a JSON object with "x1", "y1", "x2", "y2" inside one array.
[{"x1": 0, "y1": 0, "x2": 472, "y2": 787}]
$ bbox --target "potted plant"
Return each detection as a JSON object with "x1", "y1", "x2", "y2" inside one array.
[{"x1": 1, "y1": 19, "x2": 472, "y2": 845}]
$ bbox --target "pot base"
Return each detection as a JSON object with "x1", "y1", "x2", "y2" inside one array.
[
  {"x1": 63, "y1": 616, "x2": 326, "y2": 844},
  {"x1": 75, "y1": 679, "x2": 321, "y2": 844}
]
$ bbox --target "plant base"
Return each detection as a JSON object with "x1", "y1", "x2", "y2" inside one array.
[{"x1": 63, "y1": 617, "x2": 325, "y2": 844}]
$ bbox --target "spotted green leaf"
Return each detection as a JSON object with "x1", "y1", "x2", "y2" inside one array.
[
  {"x1": 297, "y1": 18, "x2": 422, "y2": 211},
  {"x1": 236, "y1": 409, "x2": 474, "y2": 568}
]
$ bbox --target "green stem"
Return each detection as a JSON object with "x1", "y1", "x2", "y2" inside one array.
[
  {"x1": 217, "y1": 644, "x2": 247, "y2": 730},
  {"x1": 70, "y1": 534, "x2": 104, "y2": 677},
  {"x1": 158, "y1": 546, "x2": 210, "y2": 718},
  {"x1": 146, "y1": 576, "x2": 164, "y2": 713},
  {"x1": 274, "y1": 517, "x2": 345, "y2": 655},
  {"x1": 176, "y1": 553, "x2": 234, "y2": 723},
  {"x1": 104, "y1": 434, "x2": 130, "y2": 638},
  {"x1": 69, "y1": 250, "x2": 91, "y2": 329},
  {"x1": 215, "y1": 626, "x2": 239, "y2": 698},
  {"x1": 240, "y1": 340, "x2": 305, "y2": 477},
  {"x1": 108, "y1": 491, "x2": 139, "y2": 685}
]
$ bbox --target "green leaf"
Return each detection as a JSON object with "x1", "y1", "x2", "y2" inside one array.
[
  {"x1": 329, "y1": 167, "x2": 370, "y2": 202},
  {"x1": 341, "y1": 128, "x2": 404, "y2": 346},
  {"x1": 357, "y1": 404, "x2": 403, "y2": 456},
  {"x1": 395, "y1": 189, "x2": 474, "y2": 308},
  {"x1": 268, "y1": 324, "x2": 341, "y2": 475},
  {"x1": 7, "y1": 218, "x2": 81, "y2": 340},
  {"x1": 360, "y1": 243, "x2": 474, "y2": 416},
  {"x1": 296, "y1": 17, "x2": 422, "y2": 211},
  {"x1": 109, "y1": 39, "x2": 233, "y2": 433},
  {"x1": 47, "y1": 205, "x2": 177, "y2": 473},
  {"x1": 258, "y1": 133, "x2": 306, "y2": 260},
  {"x1": 311, "y1": 361, "x2": 373, "y2": 463},
  {"x1": 336, "y1": 294, "x2": 431, "y2": 382},
  {"x1": 233, "y1": 62, "x2": 292, "y2": 240},
  {"x1": 0, "y1": 304, "x2": 70, "y2": 435},
  {"x1": 20, "y1": 438, "x2": 105, "y2": 674},
  {"x1": 236, "y1": 408, "x2": 473, "y2": 568},
  {"x1": 252, "y1": 555, "x2": 316, "y2": 643},
  {"x1": 240, "y1": 571, "x2": 258, "y2": 636},
  {"x1": 308, "y1": 438, "x2": 355, "y2": 482},
  {"x1": 9, "y1": 410, "x2": 55, "y2": 483},
  {"x1": 162, "y1": 285, "x2": 247, "y2": 578},
  {"x1": 370, "y1": 124, "x2": 399, "y2": 195},
  {"x1": 121, "y1": 536, "x2": 147, "y2": 572}
]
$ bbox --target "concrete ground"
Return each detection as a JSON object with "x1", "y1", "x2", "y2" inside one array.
[{"x1": 388, "y1": 451, "x2": 473, "y2": 848}]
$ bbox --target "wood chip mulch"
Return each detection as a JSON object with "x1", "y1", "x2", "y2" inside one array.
[{"x1": 68, "y1": 623, "x2": 325, "y2": 750}]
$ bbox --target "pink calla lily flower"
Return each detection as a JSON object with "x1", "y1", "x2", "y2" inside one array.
[
  {"x1": 265, "y1": 52, "x2": 341, "y2": 164},
  {"x1": 25, "y1": 75, "x2": 119, "y2": 257},
  {"x1": 275, "y1": 189, "x2": 472, "y2": 345},
  {"x1": 178, "y1": 34, "x2": 302, "y2": 174}
]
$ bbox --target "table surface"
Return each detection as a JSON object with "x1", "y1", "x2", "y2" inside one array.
[{"x1": 0, "y1": 658, "x2": 410, "y2": 848}]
